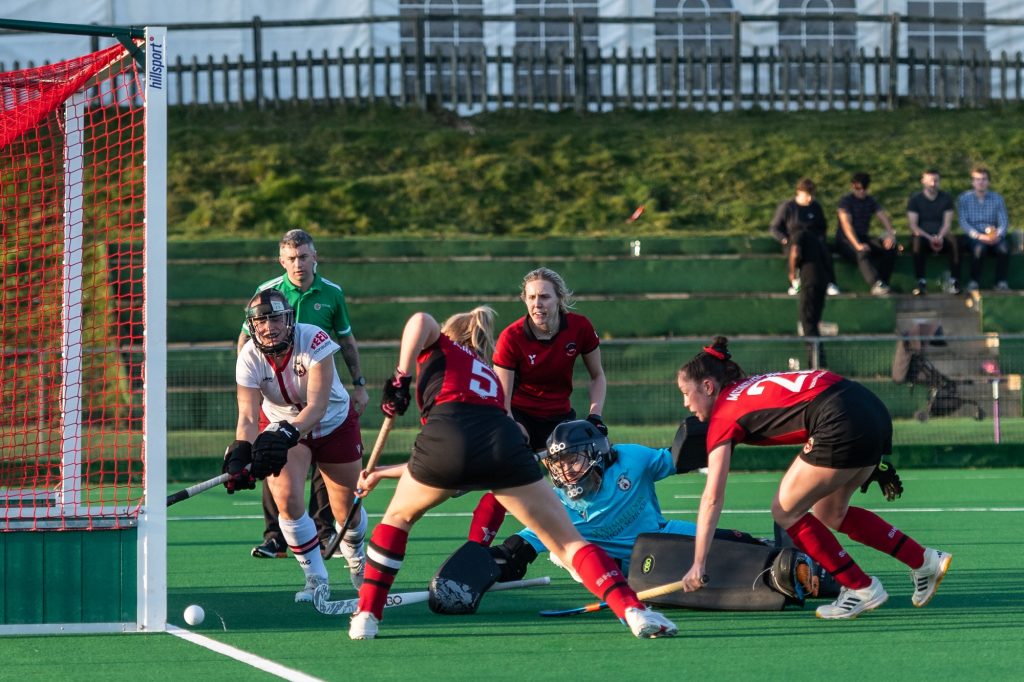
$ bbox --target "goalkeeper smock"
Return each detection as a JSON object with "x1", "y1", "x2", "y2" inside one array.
[
  {"x1": 236, "y1": 322, "x2": 352, "y2": 439},
  {"x1": 516, "y1": 443, "x2": 696, "y2": 571}
]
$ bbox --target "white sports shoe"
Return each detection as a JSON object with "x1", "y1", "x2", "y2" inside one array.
[
  {"x1": 911, "y1": 548, "x2": 953, "y2": 607},
  {"x1": 827, "y1": 283, "x2": 841, "y2": 296},
  {"x1": 340, "y1": 536, "x2": 366, "y2": 589},
  {"x1": 624, "y1": 606, "x2": 678, "y2": 639},
  {"x1": 787, "y1": 278, "x2": 801, "y2": 296},
  {"x1": 349, "y1": 610, "x2": 379, "y2": 640},
  {"x1": 815, "y1": 576, "x2": 888, "y2": 619},
  {"x1": 295, "y1": 575, "x2": 329, "y2": 604}
]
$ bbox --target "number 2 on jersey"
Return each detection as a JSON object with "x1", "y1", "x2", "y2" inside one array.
[{"x1": 746, "y1": 372, "x2": 810, "y2": 396}]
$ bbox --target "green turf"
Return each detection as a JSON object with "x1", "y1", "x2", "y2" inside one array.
[{"x1": 5, "y1": 469, "x2": 1022, "y2": 680}]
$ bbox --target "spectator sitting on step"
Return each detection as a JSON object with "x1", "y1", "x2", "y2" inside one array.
[
  {"x1": 957, "y1": 165, "x2": 1011, "y2": 293},
  {"x1": 907, "y1": 169, "x2": 961, "y2": 296},
  {"x1": 836, "y1": 172, "x2": 899, "y2": 296}
]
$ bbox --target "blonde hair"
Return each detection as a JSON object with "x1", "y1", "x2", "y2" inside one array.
[
  {"x1": 442, "y1": 306, "x2": 498, "y2": 360},
  {"x1": 521, "y1": 267, "x2": 575, "y2": 313}
]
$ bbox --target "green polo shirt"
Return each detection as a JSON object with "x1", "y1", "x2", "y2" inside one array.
[{"x1": 240, "y1": 272, "x2": 353, "y2": 339}]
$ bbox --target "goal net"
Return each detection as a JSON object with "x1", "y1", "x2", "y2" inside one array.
[{"x1": 0, "y1": 25, "x2": 166, "y2": 633}]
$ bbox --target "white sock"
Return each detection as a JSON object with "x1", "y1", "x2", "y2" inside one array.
[
  {"x1": 343, "y1": 505, "x2": 368, "y2": 545},
  {"x1": 280, "y1": 513, "x2": 327, "y2": 581}
]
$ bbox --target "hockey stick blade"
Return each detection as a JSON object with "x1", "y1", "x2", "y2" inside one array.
[
  {"x1": 539, "y1": 578, "x2": 689, "y2": 617},
  {"x1": 323, "y1": 416, "x2": 393, "y2": 560},
  {"x1": 313, "y1": 575, "x2": 551, "y2": 616}
]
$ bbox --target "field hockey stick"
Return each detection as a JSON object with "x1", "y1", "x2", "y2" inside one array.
[
  {"x1": 538, "y1": 577, "x2": 694, "y2": 617},
  {"x1": 313, "y1": 576, "x2": 551, "y2": 616},
  {"x1": 166, "y1": 464, "x2": 252, "y2": 507},
  {"x1": 322, "y1": 416, "x2": 394, "y2": 560}
]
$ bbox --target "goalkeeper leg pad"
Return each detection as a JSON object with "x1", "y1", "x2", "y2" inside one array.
[
  {"x1": 629, "y1": 533, "x2": 788, "y2": 611},
  {"x1": 428, "y1": 541, "x2": 501, "y2": 615}
]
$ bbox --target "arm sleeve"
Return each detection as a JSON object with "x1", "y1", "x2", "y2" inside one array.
[
  {"x1": 492, "y1": 326, "x2": 518, "y2": 370},
  {"x1": 996, "y1": 194, "x2": 1009, "y2": 235},
  {"x1": 333, "y1": 290, "x2": 353, "y2": 337},
  {"x1": 768, "y1": 202, "x2": 790, "y2": 242},
  {"x1": 957, "y1": 193, "x2": 980, "y2": 237}
]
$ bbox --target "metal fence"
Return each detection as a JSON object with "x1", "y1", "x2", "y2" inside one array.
[{"x1": 165, "y1": 333, "x2": 1024, "y2": 462}]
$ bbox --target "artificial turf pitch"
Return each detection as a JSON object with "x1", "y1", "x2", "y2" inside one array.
[{"x1": 5, "y1": 468, "x2": 1023, "y2": 681}]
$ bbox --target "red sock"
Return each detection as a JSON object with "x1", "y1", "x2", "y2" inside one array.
[
  {"x1": 571, "y1": 543, "x2": 642, "y2": 619},
  {"x1": 357, "y1": 523, "x2": 408, "y2": 619},
  {"x1": 839, "y1": 506, "x2": 926, "y2": 569},
  {"x1": 467, "y1": 492, "x2": 506, "y2": 546},
  {"x1": 786, "y1": 514, "x2": 871, "y2": 589}
]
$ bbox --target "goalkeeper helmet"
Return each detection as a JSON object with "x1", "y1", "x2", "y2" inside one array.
[
  {"x1": 543, "y1": 420, "x2": 613, "y2": 500},
  {"x1": 245, "y1": 290, "x2": 295, "y2": 356}
]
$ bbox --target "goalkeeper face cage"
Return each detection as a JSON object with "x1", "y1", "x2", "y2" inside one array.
[
  {"x1": 544, "y1": 420, "x2": 611, "y2": 500},
  {"x1": 246, "y1": 291, "x2": 295, "y2": 355}
]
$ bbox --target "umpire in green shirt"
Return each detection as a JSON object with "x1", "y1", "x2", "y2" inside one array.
[{"x1": 238, "y1": 229, "x2": 370, "y2": 560}]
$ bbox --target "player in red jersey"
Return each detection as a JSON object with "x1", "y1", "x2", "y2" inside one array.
[
  {"x1": 467, "y1": 267, "x2": 608, "y2": 545},
  {"x1": 675, "y1": 336, "x2": 953, "y2": 619},
  {"x1": 348, "y1": 307, "x2": 676, "y2": 640}
]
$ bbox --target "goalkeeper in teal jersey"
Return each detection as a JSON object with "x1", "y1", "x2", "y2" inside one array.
[{"x1": 510, "y1": 419, "x2": 764, "y2": 577}]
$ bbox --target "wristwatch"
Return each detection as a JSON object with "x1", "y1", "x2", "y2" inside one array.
[{"x1": 352, "y1": 376, "x2": 367, "y2": 387}]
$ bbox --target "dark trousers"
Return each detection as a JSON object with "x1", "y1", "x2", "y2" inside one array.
[
  {"x1": 262, "y1": 467, "x2": 336, "y2": 545},
  {"x1": 796, "y1": 231, "x2": 829, "y2": 368},
  {"x1": 967, "y1": 238, "x2": 1010, "y2": 284},
  {"x1": 912, "y1": 234, "x2": 960, "y2": 282},
  {"x1": 836, "y1": 238, "x2": 897, "y2": 286}
]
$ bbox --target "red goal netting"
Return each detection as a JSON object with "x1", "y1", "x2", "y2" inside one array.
[{"x1": 1, "y1": 43, "x2": 146, "y2": 530}]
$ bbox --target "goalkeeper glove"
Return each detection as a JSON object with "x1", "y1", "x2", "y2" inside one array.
[{"x1": 860, "y1": 460, "x2": 903, "y2": 501}]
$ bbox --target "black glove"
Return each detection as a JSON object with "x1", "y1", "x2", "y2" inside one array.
[
  {"x1": 251, "y1": 421, "x2": 300, "y2": 479},
  {"x1": 585, "y1": 413, "x2": 608, "y2": 436},
  {"x1": 222, "y1": 440, "x2": 255, "y2": 493},
  {"x1": 860, "y1": 461, "x2": 903, "y2": 501},
  {"x1": 381, "y1": 371, "x2": 412, "y2": 417}
]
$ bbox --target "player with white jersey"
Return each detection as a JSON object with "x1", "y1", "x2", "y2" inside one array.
[
  {"x1": 675, "y1": 336, "x2": 953, "y2": 619},
  {"x1": 347, "y1": 307, "x2": 677, "y2": 641},
  {"x1": 222, "y1": 290, "x2": 364, "y2": 604}
]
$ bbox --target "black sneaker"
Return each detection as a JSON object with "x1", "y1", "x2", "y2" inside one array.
[
  {"x1": 251, "y1": 537, "x2": 288, "y2": 559},
  {"x1": 912, "y1": 280, "x2": 927, "y2": 296}
]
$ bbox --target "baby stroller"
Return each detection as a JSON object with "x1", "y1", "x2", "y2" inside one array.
[{"x1": 892, "y1": 323, "x2": 984, "y2": 422}]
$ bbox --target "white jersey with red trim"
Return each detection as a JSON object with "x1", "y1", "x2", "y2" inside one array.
[{"x1": 236, "y1": 322, "x2": 351, "y2": 438}]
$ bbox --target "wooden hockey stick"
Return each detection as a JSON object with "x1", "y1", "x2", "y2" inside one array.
[
  {"x1": 322, "y1": 416, "x2": 394, "y2": 560},
  {"x1": 538, "y1": 577, "x2": 696, "y2": 617},
  {"x1": 313, "y1": 576, "x2": 551, "y2": 616}
]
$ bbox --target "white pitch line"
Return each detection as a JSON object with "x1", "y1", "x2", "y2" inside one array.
[{"x1": 168, "y1": 624, "x2": 326, "y2": 682}]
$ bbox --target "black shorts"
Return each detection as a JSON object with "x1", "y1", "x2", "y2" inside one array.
[
  {"x1": 800, "y1": 380, "x2": 892, "y2": 469},
  {"x1": 512, "y1": 407, "x2": 576, "y2": 452},
  {"x1": 408, "y1": 403, "x2": 544, "y2": 491}
]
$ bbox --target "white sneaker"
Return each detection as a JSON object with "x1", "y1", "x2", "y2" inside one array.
[
  {"x1": 911, "y1": 548, "x2": 953, "y2": 607},
  {"x1": 827, "y1": 283, "x2": 841, "y2": 296},
  {"x1": 349, "y1": 610, "x2": 379, "y2": 640},
  {"x1": 996, "y1": 280, "x2": 1010, "y2": 291},
  {"x1": 787, "y1": 278, "x2": 801, "y2": 296},
  {"x1": 624, "y1": 606, "x2": 678, "y2": 638},
  {"x1": 815, "y1": 576, "x2": 888, "y2": 619},
  {"x1": 340, "y1": 536, "x2": 366, "y2": 589},
  {"x1": 295, "y1": 575, "x2": 329, "y2": 604},
  {"x1": 966, "y1": 280, "x2": 980, "y2": 292},
  {"x1": 870, "y1": 281, "x2": 890, "y2": 296}
]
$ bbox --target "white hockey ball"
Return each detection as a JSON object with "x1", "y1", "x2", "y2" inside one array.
[{"x1": 184, "y1": 604, "x2": 205, "y2": 626}]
